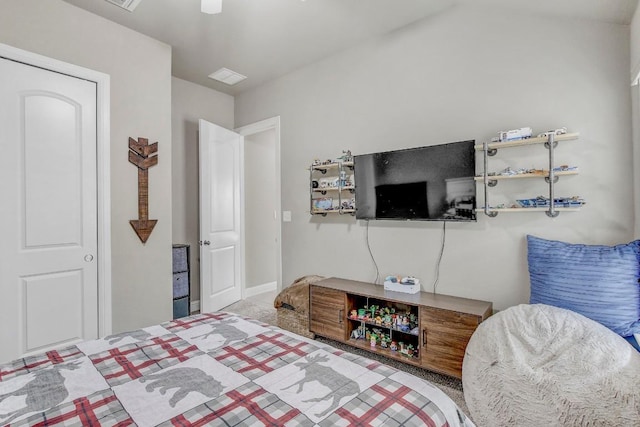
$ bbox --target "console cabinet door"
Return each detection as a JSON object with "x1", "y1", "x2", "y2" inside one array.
[
  {"x1": 420, "y1": 307, "x2": 480, "y2": 378},
  {"x1": 310, "y1": 285, "x2": 346, "y2": 341}
]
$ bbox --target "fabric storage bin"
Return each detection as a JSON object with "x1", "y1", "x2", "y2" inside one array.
[
  {"x1": 173, "y1": 271, "x2": 189, "y2": 299},
  {"x1": 172, "y1": 245, "x2": 189, "y2": 273},
  {"x1": 173, "y1": 296, "x2": 189, "y2": 319}
]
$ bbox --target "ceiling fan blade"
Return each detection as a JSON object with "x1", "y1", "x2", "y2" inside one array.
[{"x1": 201, "y1": 0, "x2": 222, "y2": 14}]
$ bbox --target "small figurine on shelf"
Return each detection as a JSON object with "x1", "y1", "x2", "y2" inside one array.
[
  {"x1": 399, "y1": 317, "x2": 411, "y2": 332},
  {"x1": 337, "y1": 150, "x2": 353, "y2": 163},
  {"x1": 406, "y1": 344, "x2": 415, "y2": 357},
  {"x1": 374, "y1": 316, "x2": 382, "y2": 326},
  {"x1": 358, "y1": 308, "x2": 366, "y2": 319},
  {"x1": 382, "y1": 315, "x2": 392, "y2": 327},
  {"x1": 370, "y1": 334, "x2": 377, "y2": 348},
  {"x1": 350, "y1": 310, "x2": 358, "y2": 319},
  {"x1": 380, "y1": 336, "x2": 389, "y2": 349},
  {"x1": 390, "y1": 341, "x2": 398, "y2": 352},
  {"x1": 398, "y1": 342, "x2": 405, "y2": 353},
  {"x1": 369, "y1": 305, "x2": 378, "y2": 318},
  {"x1": 400, "y1": 344, "x2": 409, "y2": 356},
  {"x1": 350, "y1": 325, "x2": 366, "y2": 340}
]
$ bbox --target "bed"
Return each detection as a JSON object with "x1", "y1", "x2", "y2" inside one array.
[{"x1": 0, "y1": 312, "x2": 473, "y2": 426}]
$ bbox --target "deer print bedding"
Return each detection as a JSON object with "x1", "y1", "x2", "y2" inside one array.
[{"x1": 0, "y1": 312, "x2": 474, "y2": 426}]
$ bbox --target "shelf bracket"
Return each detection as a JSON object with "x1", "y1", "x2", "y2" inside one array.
[
  {"x1": 483, "y1": 142, "x2": 498, "y2": 217},
  {"x1": 544, "y1": 176, "x2": 559, "y2": 184},
  {"x1": 545, "y1": 133, "x2": 560, "y2": 218}
]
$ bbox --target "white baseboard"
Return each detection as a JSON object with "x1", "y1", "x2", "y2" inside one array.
[
  {"x1": 190, "y1": 300, "x2": 200, "y2": 313},
  {"x1": 244, "y1": 281, "x2": 277, "y2": 298},
  {"x1": 191, "y1": 282, "x2": 277, "y2": 313}
]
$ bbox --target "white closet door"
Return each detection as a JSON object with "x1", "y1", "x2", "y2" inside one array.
[{"x1": 0, "y1": 57, "x2": 98, "y2": 363}]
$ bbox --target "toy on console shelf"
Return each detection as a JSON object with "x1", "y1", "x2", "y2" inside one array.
[
  {"x1": 405, "y1": 344, "x2": 415, "y2": 357},
  {"x1": 350, "y1": 325, "x2": 366, "y2": 340},
  {"x1": 399, "y1": 317, "x2": 411, "y2": 332}
]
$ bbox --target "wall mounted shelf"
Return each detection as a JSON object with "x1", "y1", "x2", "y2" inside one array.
[
  {"x1": 309, "y1": 160, "x2": 355, "y2": 216},
  {"x1": 476, "y1": 131, "x2": 582, "y2": 217},
  {"x1": 474, "y1": 169, "x2": 579, "y2": 187},
  {"x1": 473, "y1": 132, "x2": 579, "y2": 154}
]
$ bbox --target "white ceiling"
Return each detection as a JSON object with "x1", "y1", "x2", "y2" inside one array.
[{"x1": 62, "y1": 0, "x2": 638, "y2": 96}]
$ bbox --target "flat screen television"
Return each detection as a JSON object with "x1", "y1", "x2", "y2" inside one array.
[{"x1": 354, "y1": 140, "x2": 477, "y2": 221}]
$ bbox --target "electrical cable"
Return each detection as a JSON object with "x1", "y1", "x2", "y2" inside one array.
[
  {"x1": 431, "y1": 220, "x2": 447, "y2": 294},
  {"x1": 365, "y1": 220, "x2": 380, "y2": 284}
]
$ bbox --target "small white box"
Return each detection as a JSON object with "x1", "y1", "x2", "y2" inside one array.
[{"x1": 384, "y1": 280, "x2": 420, "y2": 294}]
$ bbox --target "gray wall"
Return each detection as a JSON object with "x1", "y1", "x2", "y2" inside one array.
[
  {"x1": 244, "y1": 129, "x2": 278, "y2": 289},
  {"x1": 236, "y1": 5, "x2": 634, "y2": 310},
  {"x1": 0, "y1": 0, "x2": 173, "y2": 332},
  {"x1": 630, "y1": 7, "x2": 640, "y2": 238},
  {"x1": 171, "y1": 77, "x2": 234, "y2": 306}
]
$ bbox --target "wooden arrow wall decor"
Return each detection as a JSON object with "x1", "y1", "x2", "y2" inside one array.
[{"x1": 128, "y1": 137, "x2": 158, "y2": 243}]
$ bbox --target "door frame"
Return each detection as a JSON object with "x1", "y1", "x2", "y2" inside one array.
[
  {"x1": 235, "y1": 116, "x2": 282, "y2": 293},
  {"x1": 0, "y1": 43, "x2": 112, "y2": 336}
]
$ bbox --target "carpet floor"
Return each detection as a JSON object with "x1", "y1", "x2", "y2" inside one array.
[{"x1": 223, "y1": 299, "x2": 470, "y2": 416}]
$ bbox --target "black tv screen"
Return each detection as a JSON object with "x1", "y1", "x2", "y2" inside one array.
[{"x1": 354, "y1": 140, "x2": 477, "y2": 221}]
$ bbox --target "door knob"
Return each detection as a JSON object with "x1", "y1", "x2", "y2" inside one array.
[
  {"x1": 200, "y1": 240, "x2": 211, "y2": 246},
  {"x1": 84, "y1": 254, "x2": 94, "y2": 262}
]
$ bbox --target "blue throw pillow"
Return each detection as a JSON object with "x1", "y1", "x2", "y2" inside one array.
[{"x1": 527, "y1": 235, "x2": 640, "y2": 337}]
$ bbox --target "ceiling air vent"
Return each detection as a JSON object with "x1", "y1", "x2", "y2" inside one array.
[
  {"x1": 104, "y1": 0, "x2": 142, "y2": 12},
  {"x1": 208, "y1": 68, "x2": 247, "y2": 85}
]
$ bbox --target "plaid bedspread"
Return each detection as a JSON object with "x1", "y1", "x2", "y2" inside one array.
[{"x1": 0, "y1": 312, "x2": 474, "y2": 426}]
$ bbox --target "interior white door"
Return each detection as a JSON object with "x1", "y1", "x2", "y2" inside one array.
[
  {"x1": 199, "y1": 119, "x2": 244, "y2": 312},
  {"x1": 0, "y1": 57, "x2": 98, "y2": 363}
]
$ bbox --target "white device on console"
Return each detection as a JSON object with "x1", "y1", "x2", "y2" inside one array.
[{"x1": 383, "y1": 275, "x2": 421, "y2": 294}]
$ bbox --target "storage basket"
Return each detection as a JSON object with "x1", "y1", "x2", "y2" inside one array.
[
  {"x1": 172, "y1": 271, "x2": 189, "y2": 298},
  {"x1": 277, "y1": 308, "x2": 315, "y2": 339}
]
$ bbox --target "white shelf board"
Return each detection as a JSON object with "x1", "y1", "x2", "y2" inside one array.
[{"x1": 474, "y1": 132, "x2": 579, "y2": 151}]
